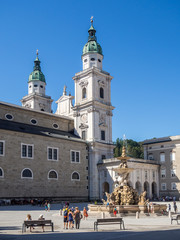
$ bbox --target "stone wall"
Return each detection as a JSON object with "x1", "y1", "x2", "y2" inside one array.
[
  {"x1": 0, "y1": 102, "x2": 74, "y2": 132},
  {"x1": 0, "y1": 129, "x2": 88, "y2": 200},
  {"x1": 143, "y1": 138, "x2": 180, "y2": 199},
  {"x1": 0, "y1": 102, "x2": 88, "y2": 200}
]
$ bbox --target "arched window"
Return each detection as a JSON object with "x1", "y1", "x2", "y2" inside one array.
[
  {"x1": 100, "y1": 87, "x2": 104, "y2": 99},
  {"x1": 71, "y1": 171, "x2": 80, "y2": 181},
  {"x1": 21, "y1": 168, "x2": 33, "y2": 179},
  {"x1": 48, "y1": 170, "x2": 58, "y2": 179},
  {"x1": 0, "y1": 168, "x2": 4, "y2": 178},
  {"x1": 82, "y1": 88, "x2": 86, "y2": 99}
]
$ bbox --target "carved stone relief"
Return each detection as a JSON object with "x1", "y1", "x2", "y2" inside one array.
[
  {"x1": 79, "y1": 123, "x2": 89, "y2": 129},
  {"x1": 87, "y1": 107, "x2": 98, "y2": 113},
  {"x1": 39, "y1": 103, "x2": 45, "y2": 109},
  {"x1": 106, "y1": 110, "x2": 113, "y2": 116},
  {"x1": 98, "y1": 79, "x2": 106, "y2": 87},
  {"x1": 25, "y1": 103, "x2": 31, "y2": 108},
  {"x1": 99, "y1": 113, "x2": 106, "y2": 124},
  {"x1": 79, "y1": 80, "x2": 88, "y2": 88},
  {"x1": 73, "y1": 112, "x2": 80, "y2": 117}
]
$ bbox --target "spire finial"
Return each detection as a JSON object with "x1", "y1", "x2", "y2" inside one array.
[
  {"x1": 36, "y1": 49, "x2": 39, "y2": 56},
  {"x1": 90, "y1": 16, "x2": 94, "y2": 25}
]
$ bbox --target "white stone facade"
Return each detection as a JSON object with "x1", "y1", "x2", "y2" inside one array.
[
  {"x1": 71, "y1": 57, "x2": 114, "y2": 200},
  {"x1": 98, "y1": 158, "x2": 159, "y2": 200},
  {"x1": 56, "y1": 41, "x2": 115, "y2": 200},
  {"x1": 21, "y1": 93, "x2": 53, "y2": 113}
]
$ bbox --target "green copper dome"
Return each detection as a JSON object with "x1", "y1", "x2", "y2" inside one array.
[
  {"x1": 82, "y1": 21, "x2": 103, "y2": 56},
  {"x1": 28, "y1": 56, "x2": 46, "y2": 83}
]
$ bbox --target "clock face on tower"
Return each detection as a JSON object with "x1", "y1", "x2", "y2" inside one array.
[{"x1": 81, "y1": 113, "x2": 88, "y2": 123}]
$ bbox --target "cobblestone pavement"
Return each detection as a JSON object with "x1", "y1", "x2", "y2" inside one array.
[{"x1": 0, "y1": 201, "x2": 180, "y2": 240}]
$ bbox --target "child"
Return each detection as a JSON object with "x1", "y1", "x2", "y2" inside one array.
[
  {"x1": 68, "y1": 209, "x2": 73, "y2": 229},
  {"x1": 83, "y1": 207, "x2": 88, "y2": 220},
  {"x1": 113, "y1": 206, "x2": 117, "y2": 217}
]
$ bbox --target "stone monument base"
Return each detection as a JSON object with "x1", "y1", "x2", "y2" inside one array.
[{"x1": 88, "y1": 203, "x2": 167, "y2": 216}]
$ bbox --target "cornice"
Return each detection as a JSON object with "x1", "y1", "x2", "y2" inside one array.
[{"x1": 73, "y1": 67, "x2": 113, "y2": 81}]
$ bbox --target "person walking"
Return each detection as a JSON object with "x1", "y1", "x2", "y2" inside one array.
[
  {"x1": 83, "y1": 207, "x2": 88, "y2": 220},
  {"x1": 71, "y1": 207, "x2": 75, "y2": 228},
  {"x1": 74, "y1": 207, "x2": 82, "y2": 229},
  {"x1": 47, "y1": 202, "x2": 51, "y2": 211},
  {"x1": 44, "y1": 201, "x2": 48, "y2": 211},
  {"x1": 173, "y1": 201, "x2": 177, "y2": 213},
  {"x1": 168, "y1": 203, "x2": 171, "y2": 212}
]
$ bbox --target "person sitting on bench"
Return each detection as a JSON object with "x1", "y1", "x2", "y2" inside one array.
[
  {"x1": 26, "y1": 214, "x2": 34, "y2": 232},
  {"x1": 38, "y1": 214, "x2": 45, "y2": 232}
]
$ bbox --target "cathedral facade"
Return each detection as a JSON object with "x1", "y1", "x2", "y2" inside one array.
[
  {"x1": 0, "y1": 20, "x2": 114, "y2": 201},
  {"x1": 0, "y1": 20, "x2": 179, "y2": 202}
]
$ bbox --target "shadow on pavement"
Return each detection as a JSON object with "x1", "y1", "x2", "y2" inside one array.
[
  {"x1": 0, "y1": 229, "x2": 180, "y2": 240},
  {"x1": 0, "y1": 203, "x2": 89, "y2": 211},
  {"x1": 0, "y1": 226, "x2": 21, "y2": 231}
]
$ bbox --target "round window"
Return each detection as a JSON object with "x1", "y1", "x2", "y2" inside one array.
[
  {"x1": 84, "y1": 59, "x2": 87, "y2": 63},
  {"x1": 53, "y1": 123, "x2": 59, "y2": 129},
  {"x1": 91, "y1": 58, "x2": 95, "y2": 61},
  {"x1": 30, "y1": 119, "x2": 37, "y2": 125},
  {"x1": 5, "y1": 114, "x2": 13, "y2": 120},
  {"x1": 98, "y1": 59, "x2": 101, "y2": 62}
]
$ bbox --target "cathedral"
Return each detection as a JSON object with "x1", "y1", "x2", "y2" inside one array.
[
  {"x1": 0, "y1": 19, "x2": 179, "y2": 201},
  {"x1": 0, "y1": 19, "x2": 114, "y2": 201}
]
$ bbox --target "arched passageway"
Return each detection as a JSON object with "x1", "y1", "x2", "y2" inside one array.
[
  {"x1": 103, "y1": 181, "x2": 109, "y2": 193},
  {"x1": 135, "y1": 181, "x2": 142, "y2": 195},
  {"x1": 152, "y1": 182, "x2": 157, "y2": 199},
  {"x1": 128, "y1": 181, "x2": 133, "y2": 187},
  {"x1": 144, "y1": 181, "x2": 150, "y2": 198}
]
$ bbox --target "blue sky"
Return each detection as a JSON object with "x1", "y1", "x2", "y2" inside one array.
[{"x1": 0, "y1": 0, "x2": 180, "y2": 142}]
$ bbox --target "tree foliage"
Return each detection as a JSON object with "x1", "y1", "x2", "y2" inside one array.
[{"x1": 114, "y1": 138, "x2": 144, "y2": 159}]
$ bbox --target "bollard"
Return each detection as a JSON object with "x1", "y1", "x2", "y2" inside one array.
[
  {"x1": 101, "y1": 212, "x2": 105, "y2": 219},
  {"x1": 136, "y1": 211, "x2": 139, "y2": 219}
]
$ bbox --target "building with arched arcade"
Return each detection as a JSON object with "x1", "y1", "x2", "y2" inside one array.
[{"x1": 98, "y1": 157, "x2": 159, "y2": 200}]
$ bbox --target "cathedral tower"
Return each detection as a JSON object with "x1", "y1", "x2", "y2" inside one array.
[
  {"x1": 21, "y1": 51, "x2": 53, "y2": 112},
  {"x1": 72, "y1": 19, "x2": 115, "y2": 199}
]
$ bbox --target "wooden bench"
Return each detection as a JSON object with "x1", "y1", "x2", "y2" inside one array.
[
  {"x1": 171, "y1": 214, "x2": 180, "y2": 225},
  {"x1": 22, "y1": 220, "x2": 54, "y2": 233},
  {"x1": 94, "y1": 218, "x2": 125, "y2": 231}
]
